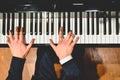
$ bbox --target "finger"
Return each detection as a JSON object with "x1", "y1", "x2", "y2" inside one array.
[
  {"x1": 14, "y1": 27, "x2": 19, "y2": 40},
  {"x1": 19, "y1": 27, "x2": 25, "y2": 42},
  {"x1": 68, "y1": 33, "x2": 75, "y2": 44},
  {"x1": 6, "y1": 36, "x2": 11, "y2": 47},
  {"x1": 49, "y1": 39, "x2": 56, "y2": 50},
  {"x1": 71, "y1": 36, "x2": 79, "y2": 47},
  {"x1": 59, "y1": 27, "x2": 64, "y2": 42},
  {"x1": 9, "y1": 30, "x2": 14, "y2": 41},
  {"x1": 65, "y1": 30, "x2": 72, "y2": 41},
  {"x1": 26, "y1": 39, "x2": 35, "y2": 52}
]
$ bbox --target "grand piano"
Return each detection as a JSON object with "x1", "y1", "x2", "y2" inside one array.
[
  {"x1": 0, "y1": 0, "x2": 120, "y2": 80},
  {"x1": 0, "y1": 0, "x2": 120, "y2": 47}
]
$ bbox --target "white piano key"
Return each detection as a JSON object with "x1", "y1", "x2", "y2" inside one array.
[
  {"x1": 5, "y1": 13, "x2": 7, "y2": 35},
  {"x1": 111, "y1": 12, "x2": 117, "y2": 44},
  {"x1": 60, "y1": 12, "x2": 63, "y2": 27},
  {"x1": 109, "y1": 13, "x2": 114, "y2": 44},
  {"x1": 14, "y1": 13, "x2": 18, "y2": 31},
  {"x1": 101, "y1": 17, "x2": 106, "y2": 44},
  {"x1": 20, "y1": 13, "x2": 23, "y2": 27},
  {"x1": 0, "y1": 13, "x2": 4, "y2": 44},
  {"x1": 105, "y1": 12, "x2": 110, "y2": 44},
  {"x1": 29, "y1": 12, "x2": 35, "y2": 44},
  {"x1": 36, "y1": 12, "x2": 40, "y2": 44},
  {"x1": 72, "y1": 12, "x2": 75, "y2": 34},
  {"x1": 9, "y1": 13, "x2": 12, "y2": 30},
  {"x1": 4, "y1": 13, "x2": 8, "y2": 44},
  {"x1": 65, "y1": 12, "x2": 68, "y2": 36},
  {"x1": 38, "y1": 12, "x2": 43, "y2": 43},
  {"x1": 84, "y1": 12, "x2": 89, "y2": 43},
  {"x1": 25, "y1": 12, "x2": 30, "y2": 44},
  {"x1": 89, "y1": 12, "x2": 93, "y2": 44},
  {"x1": 97, "y1": 14, "x2": 103, "y2": 44},
  {"x1": 92, "y1": 12, "x2": 97, "y2": 44},
  {"x1": 42, "y1": 12, "x2": 47, "y2": 43},
  {"x1": 32, "y1": 12, "x2": 36, "y2": 43},
  {"x1": 45, "y1": 12, "x2": 50, "y2": 44},
  {"x1": 77, "y1": 12, "x2": 80, "y2": 43},
  {"x1": 77, "y1": 12, "x2": 80, "y2": 35},
  {"x1": 113, "y1": 16, "x2": 117, "y2": 44},
  {"x1": 56, "y1": 12, "x2": 59, "y2": 43},
  {"x1": 80, "y1": 12, "x2": 85, "y2": 44},
  {"x1": 53, "y1": 12, "x2": 58, "y2": 43},
  {"x1": 48, "y1": 12, "x2": 52, "y2": 41},
  {"x1": 70, "y1": 12, "x2": 73, "y2": 30}
]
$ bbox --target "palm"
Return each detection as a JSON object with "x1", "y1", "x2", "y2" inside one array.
[
  {"x1": 50, "y1": 27, "x2": 79, "y2": 60},
  {"x1": 6, "y1": 27, "x2": 34, "y2": 58}
]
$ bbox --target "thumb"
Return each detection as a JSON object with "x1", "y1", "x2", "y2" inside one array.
[
  {"x1": 26, "y1": 38, "x2": 35, "y2": 52},
  {"x1": 49, "y1": 39, "x2": 56, "y2": 50},
  {"x1": 6, "y1": 36, "x2": 11, "y2": 47}
]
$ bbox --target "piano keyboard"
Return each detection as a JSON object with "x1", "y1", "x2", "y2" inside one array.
[{"x1": 0, "y1": 11, "x2": 120, "y2": 44}]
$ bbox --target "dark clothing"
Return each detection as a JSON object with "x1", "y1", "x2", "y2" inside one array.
[
  {"x1": 6, "y1": 46, "x2": 83, "y2": 80},
  {"x1": 6, "y1": 57, "x2": 25, "y2": 80}
]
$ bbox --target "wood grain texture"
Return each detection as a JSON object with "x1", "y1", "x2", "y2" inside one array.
[
  {"x1": 0, "y1": 48, "x2": 120, "y2": 80},
  {"x1": 84, "y1": 48, "x2": 120, "y2": 80},
  {"x1": 0, "y1": 48, "x2": 37, "y2": 80}
]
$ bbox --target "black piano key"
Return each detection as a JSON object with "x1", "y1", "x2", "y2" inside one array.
[
  {"x1": 80, "y1": 11, "x2": 82, "y2": 35},
  {"x1": 75, "y1": 12, "x2": 77, "y2": 35},
  {"x1": 103, "y1": 12, "x2": 107, "y2": 35},
  {"x1": 30, "y1": 13, "x2": 33, "y2": 35},
  {"x1": 96, "y1": 12, "x2": 99, "y2": 35},
  {"x1": 51, "y1": 12, "x2": 54, "y2": 35},
  {"x1": 68, "y1": 12, "x2": 70, "y2": 32},
  {"x1": 58, "y1": 13, "x2": 61, "y2": 27},
  {"x1": 12, "y1": 13, "x2": 14, "y2": 35},
  {"x1": 35, "y1": 13, "x2": 38, "y2": 35},
  {"x1": 58, "y1": 12, "x2": 61, "y2": 33},
  {"x1": 92, "y1": 12, "x2": 94, "y2": 35},
  {"x1": 39, "y1": 12, "x2": 42, "y2": 35},
  {"x1": 108, "y1": 11, "x2": 111, "y2": 35},
  {"x1": 2, "y1": 13, "x2": 6, "y2": 35},
  {"x1": 87, "y1": 12, "x2": 89, "y2": 35},
  {"x1": 23, "y1": 13, "x2": 26, "y2": 35},
  {"x1": 116, "y1": 11, "x2": 119, "y2": 35},
  {"x1": 7, "y1": 13, "x2": 10, "y2": 35},
  {"x1": 18, "y1": 13, "x2": 21, "y2": 29},
  {"x1": 46, "y1": 12, "x2": 49, "y2": 35},
  {"x1": 63, "y1": 12, "x2": 65, "y2": 35}
]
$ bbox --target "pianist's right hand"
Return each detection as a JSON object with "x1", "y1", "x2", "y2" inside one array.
[{"x1": 6, "y1": 27, "x2": 35, "y2": 59}]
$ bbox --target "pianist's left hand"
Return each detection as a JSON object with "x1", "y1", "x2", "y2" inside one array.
[{"x1": 6, "y1": 27, "x2": 35, "y2": 59}]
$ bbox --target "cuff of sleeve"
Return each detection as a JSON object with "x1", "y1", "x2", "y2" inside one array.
[
  {"x1": 7, "y1": 56, "x2": 26, "y2": 79},
  {"x1": 11, "y1": 56, "x2": 26, "y2": 72},
  {"x1": 59, "y1": 55, "x2": 73, "y2": 65}
]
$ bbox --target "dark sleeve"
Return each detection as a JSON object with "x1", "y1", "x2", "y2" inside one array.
[
  {"x1": 31, "y1": 52, "x2": 57, "y2": 80},
  {"x1": 6, "y1": 56, "x2": 25, "y2": 80},
  {"x1": 60, "y1": 59, "x2": 84, "y2": 80}
]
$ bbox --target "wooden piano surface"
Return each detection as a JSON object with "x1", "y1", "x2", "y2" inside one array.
[
  {"x1": 0, "y1": 48, "x2": 37, "y2": 80},
  {"x1": 0, "y1": 47, "x2": 120, "y2": 80},
  {"x1": 84, "y1": 48, "x2": 120, "y2": 80}
]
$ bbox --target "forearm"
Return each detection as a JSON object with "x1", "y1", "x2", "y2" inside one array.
[
  {"x1": 60, "y1": 59, "x2": 83, "y2": 80},
  {"x1": 6, "y1": 57, "x2": 25, "y2": 80}
]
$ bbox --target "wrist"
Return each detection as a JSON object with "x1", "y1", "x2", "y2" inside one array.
[
  {"x1": 13, "y1": 55, "x2": 25, "y2": 59},
  {"x1": 59, "y1": 55, "x2": 73, "y2": 65}
]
